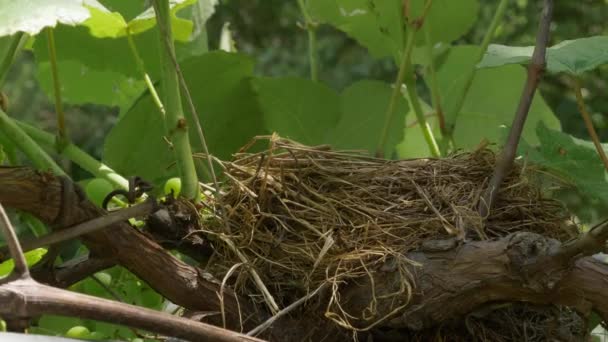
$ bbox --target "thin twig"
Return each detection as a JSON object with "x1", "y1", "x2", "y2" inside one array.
[
  {"x1": 555, "y1": 218, "x2": 608, "y2": 264},
  {"x1": 247, "y1": 282, "x2": 328, "y2": 337},
  {"x1": 0, "y1": 203, "x2": 29, "y2": 278},
  {"x1": 573, "y1": 78, "x2": 608, "y2": 172},
  {"x1": 478, "y1": 0, "x2": 553, "y2": 219},
  {"x1": 0, "y1": 200, "x2": 156, "y2": 257}
]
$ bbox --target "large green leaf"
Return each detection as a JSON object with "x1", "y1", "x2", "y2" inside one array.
[
  {"x1": 478, "y1": 36, "x2": 608, "y2": 75},
  {"x1": 410, "y1": 0, "x2": 479, "y2": 46},
  {"x1": 330, "y1": 80, "x2": 408, "y2": 156},
  {"x1": 441, "y1": 46, "x2": 560, "y2": 148},
  {"x1": 103, "y1": 52, "x2": 266, "y2": 185},
  {"x1": 308, "y1": 0, "x2": 403, "y2": 59},
  {"x1": 35, "y1": 59, "x2": 145, "y2": 110},
  {"x1": 521, "y1": 122, "x2": 608, "y2": 205},
  {"x1": 252, "y1": 77, "x2": 340, "y2": 145},
  {"x1": 33, "y1": 6, "x2": 203, "y2": 108},
  {"x1": 0, "y1": 0, "x2": 101, "y2": 36},
  {"x1": 395, "y1": 94, "x2": 441, "y2": 158}
]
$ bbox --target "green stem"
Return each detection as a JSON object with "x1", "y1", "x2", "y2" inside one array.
[
  {"x1": 445, "y1": 0, "x2": 509, "y2": 136},
  {"x1": 153, "y1": 0, "x2": 200, "y2": 200},
  {"x1": 0, "y1": 109, "x2": 64, "y2": 175},
  {"x1": 16, "y1": 121, "x2": 128, "y2": 190},
  {"x1": 423, "y1": 22, "x2": 444, "y2": 135},
  {"x1": 405, "y1": 70, "x2": 440, "y2": 157},
  {"x1": 126, "y1": 30, "x2": 166, "y2": 117},
  {"x1": 0, "y1": 32, "x2": 26, "y2": 88},
  {"x1": 297, "y1": 0, "x2": 319, "y2": 82},
  {"x1": 46, "y1": 28, "x2": 68, "y2": 147},
  {"x1": 377, "y1": 30, "x2": 416, "y2": 157}
]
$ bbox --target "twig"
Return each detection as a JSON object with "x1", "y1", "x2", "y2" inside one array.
[
  {"x1": 555, "y1": 218, "x2": 608, "y2": 264},
  {"x1": 247, "y1": 282, "x2": 327, "y2": 337},
  {"x1": 0, "y1": 200, "x2": 156, "y2": 257},
  {"x1": 573, "y1": 78, "x2": 608, "y2": 172},
  {"x1": 478, "y1": 0, "x2": 553, "y2": 219},
  {"x1": 0, "y1": 203, "x2": 28, "y2": 278},
  {"x1": 0, "y1": 278, "x2": 264, "y2": 342}
]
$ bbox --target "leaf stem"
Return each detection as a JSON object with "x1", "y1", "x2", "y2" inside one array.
[
  {"x1": 378, "y1": 0, "x2": 438, "y2": 157},
  {"x1": 16, "y1": 121, "x2": 129, "y2": 190},
  {"x1": 126, "y1": 29, "x2": 166, "y2": 118},
  {"x1": 445, "y1": 0, "x2": 509, "y2": 137},
  {"x1": 153, "y1": 0, "x2": 200, "y2": 201},
  {"x1": 0, "y1": 109, "x2": 64, "y2": 175},
  {"x1": 0, "y1": 32, "x2": 26, "y2": 88},
  {"x1": 297, "y1": 0, "x2": 319, "y2": 82},
  {"x1": 573, "y1": 78, "x2": 608, "y2": 172},
  {"x1": 46, "y1": 28, "x2": 68, "y2": 148},
  {"x1": 422, "y1": 21, "x2": 444, "y2": 136}
]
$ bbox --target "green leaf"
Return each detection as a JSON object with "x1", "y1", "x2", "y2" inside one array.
[
  {"x1": 33, "y1": 14, "x2": 200, "y2": 108},
  {"x1": 0, "y1": 248, "x2": 47, "y2": 276},
  {"x1": 126, "y1": 0, "x2": 195, "y2": 41},
  {"x1": 521, "y1": 122, "x2": 608, "y2": 205},
  {"x1": 410, "y1": 0, "x2": 479, "y2": 46},
  {"x1": 478, "y1": 36, "x2": 608, "y2": 75},
  {"x1": 330, "y1": 80, "x2": 408, "y2": 156},
  {"x1": 37, "y1": 315, "x2": 84, "y2": 335},
  {"x1": 104, "y1": 52, "x2": 266, "y2": 185},
  {"x1": 252, "y1": 77, "x2": 340, "y2": 145},
  {"x1": 35, "y1": 59, "x2": 145, "y2": 109},
  {"x1": 0, "y1": 0, "x2": 103, "y2": 36},
  {"x1": 440, "y1": 46, "x2": 560, "y2": 148},
  {"x1": 308, "y1": 0, "x2": 403, "y2": 59}
]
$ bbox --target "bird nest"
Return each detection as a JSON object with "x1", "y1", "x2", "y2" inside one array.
[{"x1": 201, "y1": 135, "x2": 575, "y2": 333}]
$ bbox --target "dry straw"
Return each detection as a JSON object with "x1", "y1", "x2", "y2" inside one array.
[{"x1": 200, "y1": 135, "x2": 575, "y2": 331}]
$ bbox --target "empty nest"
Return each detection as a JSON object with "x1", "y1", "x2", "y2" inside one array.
[{"x1": 201, "y1": 136, "x2": 574, "y2": 332}]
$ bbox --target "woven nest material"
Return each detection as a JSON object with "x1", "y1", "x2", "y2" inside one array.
[{"x1": 201, "y1": 136, "x2": 575, "y2": 330}]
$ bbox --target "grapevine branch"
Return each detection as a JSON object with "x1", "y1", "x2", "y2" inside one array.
[
  {"x1": 478, "y1": 0, "x2": 553, "y2": 219},
  {"x1": 0, "y1": 201, "x2": 263, "y2": 341}
]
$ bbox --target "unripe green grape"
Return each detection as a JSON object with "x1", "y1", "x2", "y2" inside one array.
[
  {"x1": 94, "y1": 272, "x2": 112, "y2": 287},
  {"x1": 164, "y1": 177, "x2": 181, "y2": 197},
  {"x1": 65, "y1": 326, "x2": 91, "y2": 339},
  {"x1": 85, "y1": 178, "x2": 114, "y2": 207}
]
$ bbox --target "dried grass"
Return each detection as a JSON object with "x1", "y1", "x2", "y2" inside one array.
[{"x1": 200, "y1": 135, "x2": 575, "y2": 331}]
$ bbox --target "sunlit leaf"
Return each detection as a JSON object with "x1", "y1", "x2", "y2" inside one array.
[{"x1": 478, "y1": 36, "x2": 608, "y2": 75}]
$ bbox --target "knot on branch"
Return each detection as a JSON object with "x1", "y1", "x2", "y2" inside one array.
[{"x1": 507, "y1": 232, "x2": 563, "y2": 291}]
